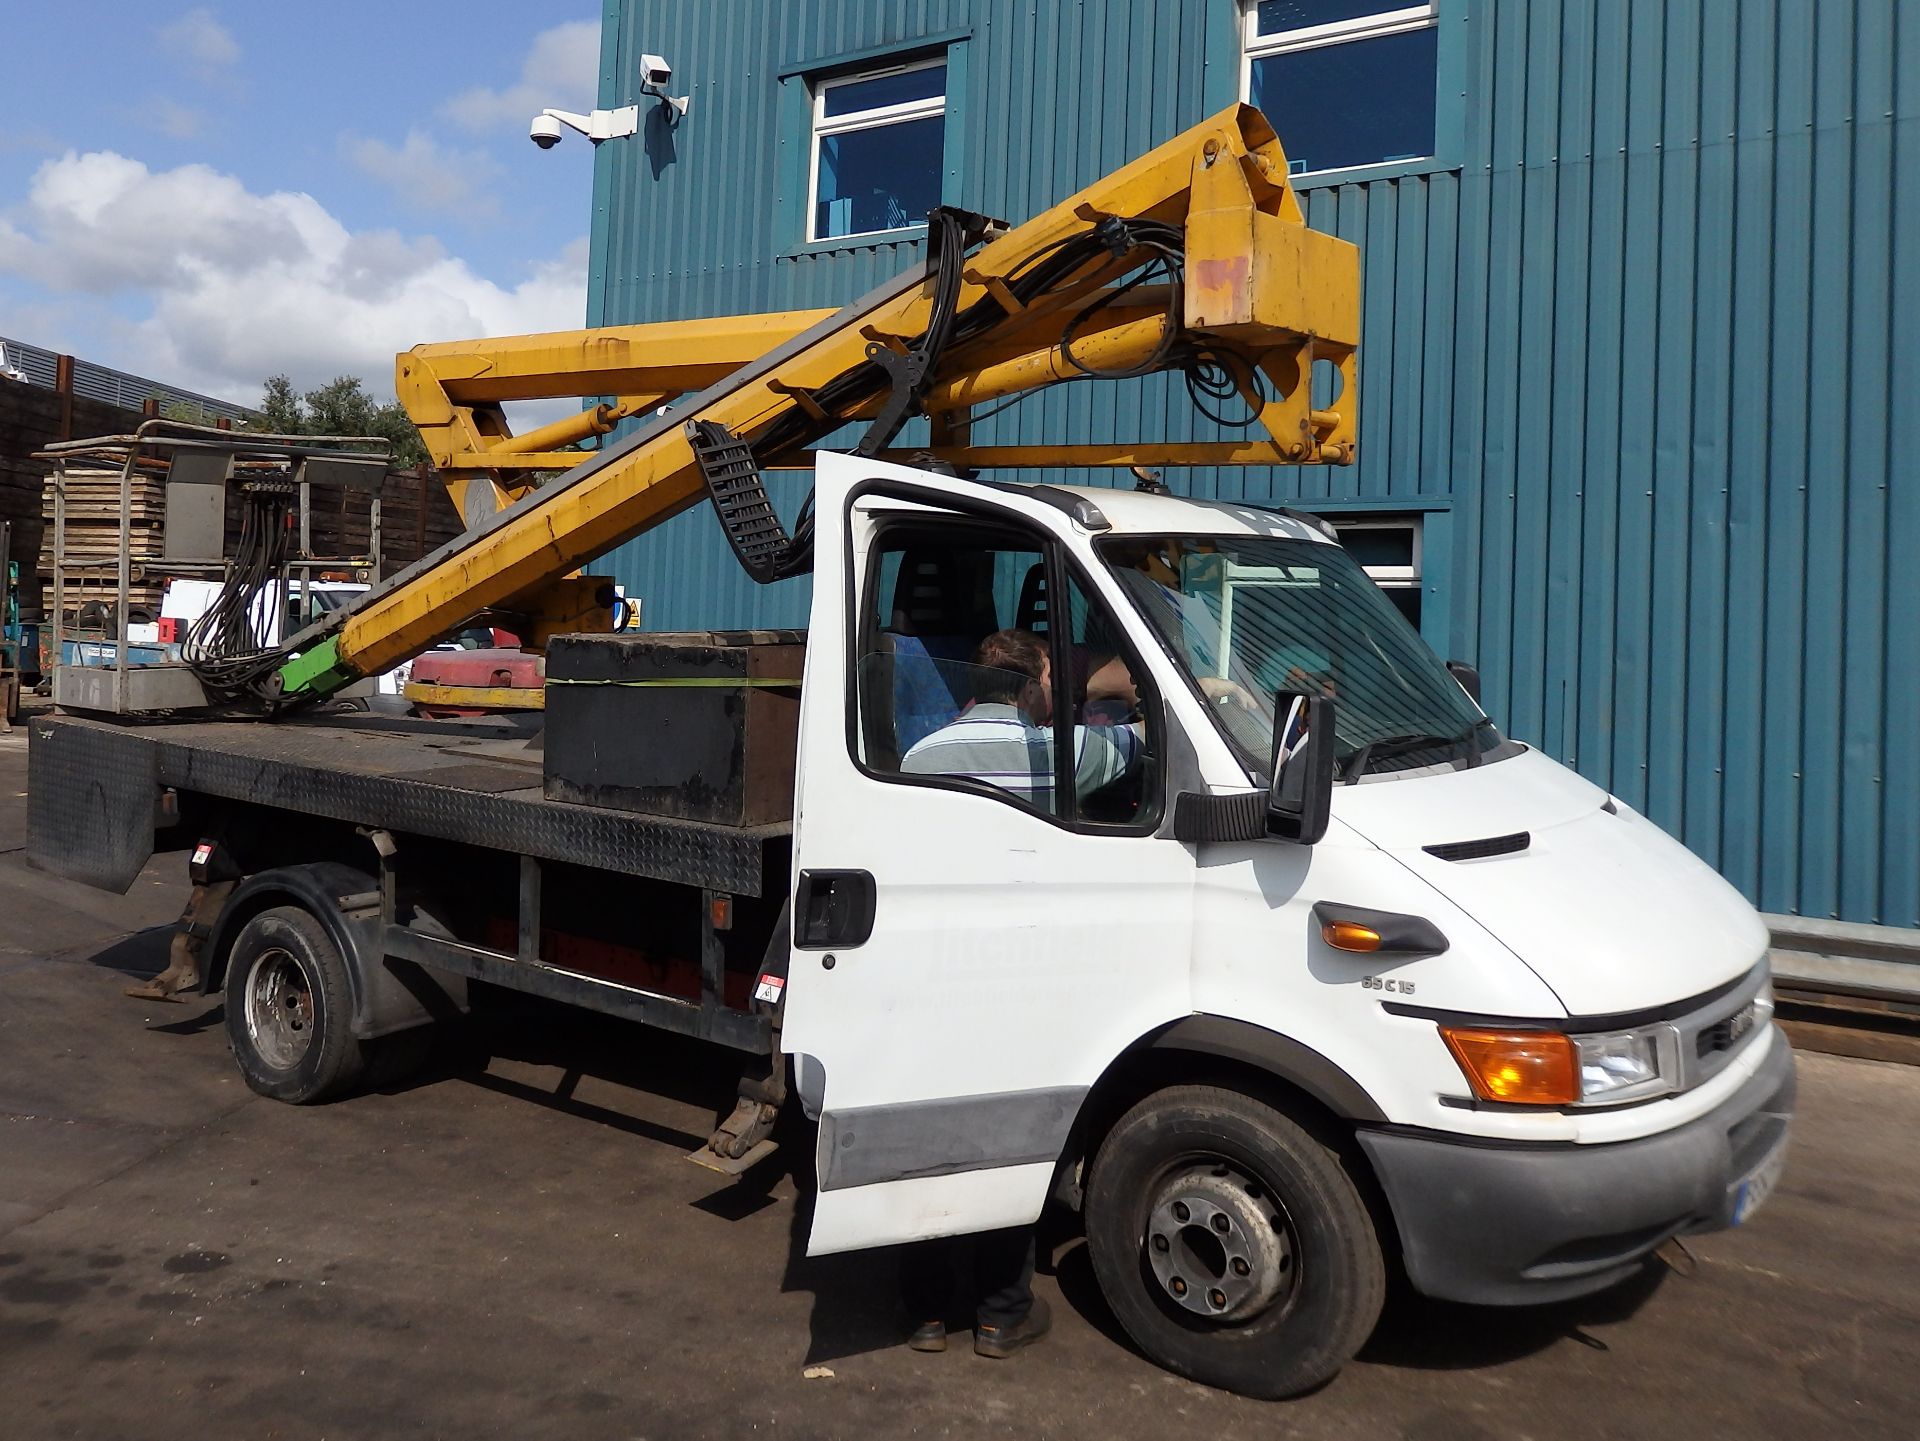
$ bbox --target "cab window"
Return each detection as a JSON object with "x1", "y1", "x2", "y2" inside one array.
[{"x1": 854, "y1": 518, "x2": 1160, "y2": 828}]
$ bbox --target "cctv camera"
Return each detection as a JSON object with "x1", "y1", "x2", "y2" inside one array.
[
  {"x1": 640, "y1": 53, "x2": 672, "y2": 88},
  {"x1": 529, "y1": 112, "x2": 563, "y2": 149}
]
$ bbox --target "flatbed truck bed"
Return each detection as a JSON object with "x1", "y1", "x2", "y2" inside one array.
[{"x1": 29, "y1": 710, "x2": 786, "y2": 1056}]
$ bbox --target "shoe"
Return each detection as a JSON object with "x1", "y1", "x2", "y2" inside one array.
[
  {"x1": 908, "y1": 1320, "x2": 948, "y2": 1353},
  {"x1": 973, "y1": 1297, "x2": 1052, "y2": 1359}
]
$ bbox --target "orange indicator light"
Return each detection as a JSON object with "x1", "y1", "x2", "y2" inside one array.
[
  {"x1": 1439, "y1": 1027, "x2": 1579, "y2": 1105},
  {"x1": 1322, "y1": 921, "x2": 1384, "y2": 952}
]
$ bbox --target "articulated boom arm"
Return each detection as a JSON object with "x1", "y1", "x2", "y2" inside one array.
[
  {"x1": 399, "y1": 310, "x2": 833, "y2": 524},
  {"x1": 279, "y1": 104, "x2": 1359, "y2": 702}
]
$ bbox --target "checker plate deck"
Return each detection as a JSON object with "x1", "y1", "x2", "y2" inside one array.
[{"x1": 29, "y1": 712, "x2": 783, "y2": 896}]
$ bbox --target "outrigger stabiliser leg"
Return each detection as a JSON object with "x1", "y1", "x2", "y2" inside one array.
[{"x1": 691, "y1": 904, "x2": 791, "y2": 1176}]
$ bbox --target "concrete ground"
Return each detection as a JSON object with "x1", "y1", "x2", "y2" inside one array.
[{"x1": 1, "y1": 719, "x2": 1916, "y2": 1441}]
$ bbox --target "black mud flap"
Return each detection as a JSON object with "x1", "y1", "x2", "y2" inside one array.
[{"x1": 27, "y1": 717, "x2": 159, "y2": 893}]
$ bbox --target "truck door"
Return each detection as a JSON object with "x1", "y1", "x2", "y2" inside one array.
[{"x1": 782, "y1": 455, "x2": 1196, "y2": 1254}]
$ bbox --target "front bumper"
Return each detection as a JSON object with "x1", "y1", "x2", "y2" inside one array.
[{"x1": 1357, "y1": 1026, "x2": 1796, "y2": 1306}]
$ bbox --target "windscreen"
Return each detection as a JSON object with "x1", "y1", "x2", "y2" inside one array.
[{"x1": 1101, "y1": 535, "x2": 1499, "y2": 782}]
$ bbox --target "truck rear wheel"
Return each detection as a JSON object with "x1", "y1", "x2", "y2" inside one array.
[
  {"x1": 1084, "y1": 1084, "x2": 1384, "y2": 1399},
  {"x1": 225, "y1": 906, "x2": 368, "y2": 1104}
]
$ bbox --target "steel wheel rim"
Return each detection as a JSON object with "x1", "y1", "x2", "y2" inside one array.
[
  {"x1": 244, "y1": 947, "x2": 316, "y2": 1071},
  {"x1": 1143, "y1": 1156, "x2": 1297, "y2": 1325}
]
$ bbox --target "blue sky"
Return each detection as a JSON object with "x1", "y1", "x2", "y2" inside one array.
[{"x1": 0, "y1": 3, "x2": 606, "y2": 409}]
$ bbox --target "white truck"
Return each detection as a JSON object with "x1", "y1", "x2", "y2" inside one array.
[{"x1": 29, "y1": 450, "x2": 1794, "y2": 1399}]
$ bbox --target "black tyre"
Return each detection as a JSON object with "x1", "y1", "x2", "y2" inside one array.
[
  {"x1": 1085, "y1": 1085, "x2": 1385, "y2": 1399},
  {"x1": 224, "y1": 906, "x2": 369, "y2": 1103}
]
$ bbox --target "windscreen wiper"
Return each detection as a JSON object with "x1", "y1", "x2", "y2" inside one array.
[{"x1": 1339, "y1": 718, "x2": 1494, "y2": 784}]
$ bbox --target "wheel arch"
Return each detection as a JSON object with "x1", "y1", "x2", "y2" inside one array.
[
  {"x1": 204, "y1": 863, "x2": 462, "y2": 1040},
  {"x1": 1143, "y1": 1016, "x2": 1387, "y2": 1124},
  {"x1": 1055, "y1": 1014, "x2": 1388, "y2": 1212}
]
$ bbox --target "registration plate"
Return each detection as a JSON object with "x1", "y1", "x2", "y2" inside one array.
[{"x1": 1731, "y1": 1133, "x2": 1789, "y2": 1225}]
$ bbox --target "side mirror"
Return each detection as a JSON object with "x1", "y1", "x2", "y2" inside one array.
[
  {"x1": 1446, "y1": 660, "x2": 1480, "y2": 703},
  {"x1": 1268, "y1": 692, "x2": 1336, "y2": 845}
]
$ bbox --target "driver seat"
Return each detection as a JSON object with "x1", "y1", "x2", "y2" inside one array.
[{"x1": 881, "y1": 547, "x2": 1001, "y2": 755}]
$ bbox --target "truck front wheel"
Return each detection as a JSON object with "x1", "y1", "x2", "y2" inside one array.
[
  {"x1": 1084, "y1": 1085, "x2": 1385, "y2": 1399},
  {"x1": 224, "y1": 906, "x2": 368, "y2": 1104}
]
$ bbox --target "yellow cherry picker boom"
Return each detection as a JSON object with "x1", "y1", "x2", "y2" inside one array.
[{"x1": 265, "y1": 103, "x2": 1357, "y2": 704}]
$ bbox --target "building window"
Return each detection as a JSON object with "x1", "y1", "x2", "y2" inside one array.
[
  {"x1": 809, "y1": 58, "x2": 947, "y2": 242},
  {"x1": 1242, "y1": 2, "x2": 1439, "y2": 176},
  {"x1": 1330, "y1": 516, "x2": 1422, "y2": 628}
]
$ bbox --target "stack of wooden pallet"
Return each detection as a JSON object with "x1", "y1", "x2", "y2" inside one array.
[
  {"x1": 38, "y1": 462, "x2": 173, "y2": 614},
  {"x1": 0, "y1": 380, "x2": 149, "y2": 621},
  {"x1": 36, "y1": 460, "x2": 464, "y2": 617}
]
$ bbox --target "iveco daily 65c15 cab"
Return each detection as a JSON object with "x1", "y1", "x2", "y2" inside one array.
[{"x1": 777, "y1": 453, "x2": 1795, "y2": 1398}]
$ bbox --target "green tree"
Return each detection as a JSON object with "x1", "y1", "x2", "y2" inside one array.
[
  {"x1": 253, "y1": 373, "x2": 428, "y2": 470},
  {"x1": 258, "y1": 374, "x2": 304, "y2": 433}
]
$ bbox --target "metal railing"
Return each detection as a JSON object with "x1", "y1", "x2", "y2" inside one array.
[
  {"x1": 37, "y1": 419, "x2": 389, "y2": 713},
  {"x1": 1768, "y1": 913, "x2": 1920, "y2": 1005},
  {"x1": 1, "y1": 335, "x2": 254, "y2": 423}
]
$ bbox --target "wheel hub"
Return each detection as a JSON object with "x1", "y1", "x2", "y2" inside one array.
[
  {"x1": 244, "y1": 948, "x2": 316, "y2": 1071},
  {"x1": 1146, "y1": 1164, "x2": 1293, "y2": 1322}
]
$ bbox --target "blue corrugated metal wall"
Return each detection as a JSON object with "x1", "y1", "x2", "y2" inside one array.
[{"x1": 589, "y1": 0, "x2": 1920, "y2": 928}]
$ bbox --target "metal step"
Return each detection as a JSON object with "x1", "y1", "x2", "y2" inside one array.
[{"x1": 684, "y1": 1138, "x2": 779, "y2": 1177}]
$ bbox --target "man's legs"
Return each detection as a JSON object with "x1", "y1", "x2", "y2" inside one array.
[
  {"x1": 902, "y1": 1229, "x2": 1048, "y2": 1356},
  {"x1": 901, "y1": 1235, "x2": 961, "y2": 1351},
  {"x1": 971, "y1": 1228, "x2": 1036, "y2": 1330},
  {"x1": 901, "y1": 1235, "x2": 960, "y2": 1319},
  {"x1": 972, "y1": 1228, "x2": 1049, "y2": 1357}
]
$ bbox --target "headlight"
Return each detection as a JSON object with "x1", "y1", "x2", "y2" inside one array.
[
  {"x1": 1441, "y1": 1022, "x2": 1678, "y2": 1107},
  {"x1": 1443, "y1": 975, "x2": 1769, "y2": 1108},
  {"x1": 1574, "y1": 1026, "x2": 1676, "y2": 1103}
]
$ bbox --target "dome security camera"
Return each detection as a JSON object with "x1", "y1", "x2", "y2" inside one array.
[{"x1": 528, "y1": 104, "x2": 640, "y2": 148}]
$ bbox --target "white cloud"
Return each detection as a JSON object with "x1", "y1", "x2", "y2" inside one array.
[
  {"x1": 0, "y1": 150, "x2": 586, "y2": 404},
  {"x1": 443, "y1": 19, "x2": 600, "y2": 131},
  {"x1": 158, "y1": 8, "x2": 240, "y2": 69},
  {"x1": 345, "y1": 130, "x2": 502, "y2": 218}
]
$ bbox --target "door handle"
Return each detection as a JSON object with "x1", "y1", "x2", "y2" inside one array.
[{"x1": 794, "y1": 869, "x2": 876, "y2": 949}]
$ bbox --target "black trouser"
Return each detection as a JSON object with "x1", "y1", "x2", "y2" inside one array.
[{"x1": 900, "y1": 1228, "x2": 1036, "y2": 1330}]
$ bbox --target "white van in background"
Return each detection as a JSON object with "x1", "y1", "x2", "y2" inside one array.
[{"x1": 162, "y1": 579, "x2": 407, "y2": 696}]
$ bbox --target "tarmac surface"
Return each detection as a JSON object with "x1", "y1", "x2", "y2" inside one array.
[{"x1": 2, "y1": 716, "x2": 1917, "y2": 1440}]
